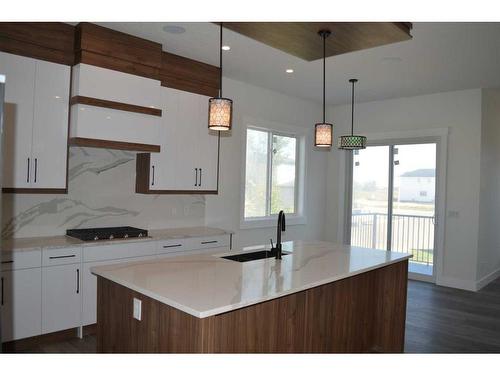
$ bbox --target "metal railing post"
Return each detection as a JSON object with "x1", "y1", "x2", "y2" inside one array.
[{"x1": 372, "y1": 213, "x2": 378, "y2": 249}]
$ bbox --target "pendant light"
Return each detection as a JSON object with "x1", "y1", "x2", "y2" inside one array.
[
  {"x1": 208, "y1": 22, "x2": 233, "y2": 131},
  {"x1": 314, "y1": 30, "x2": 333, "y2": 148},
  {"x1": 338, "y1": 79, "x2": 367, "y2": 150}
]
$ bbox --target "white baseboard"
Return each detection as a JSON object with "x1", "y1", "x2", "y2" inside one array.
[
  {"x1": 475, "y1": 268, "x2": 500, "y2": 291},
  {"x1": 436, "y1": 276, "x2": 476, "y2": 291}
]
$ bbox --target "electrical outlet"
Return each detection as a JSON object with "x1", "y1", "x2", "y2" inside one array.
[{"x1": 133, "y1": 298, "x2": 142, "y2": 321}]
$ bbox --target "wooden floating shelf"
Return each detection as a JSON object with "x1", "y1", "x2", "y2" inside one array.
[
  {"x1": 70, "y1": 95, "x2": 162, "y2": 117},
  {"x1": 69, "y1": 137, "x2": 160, "y2": 153}
]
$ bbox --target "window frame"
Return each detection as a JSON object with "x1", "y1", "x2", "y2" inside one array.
[{"x1": 240, "y1": 118, "x2": 307, "y2": 229}]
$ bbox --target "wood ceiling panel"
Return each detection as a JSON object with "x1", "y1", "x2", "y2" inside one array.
[{"x1": 222, "y1": 22, "x2": 412, "y2": 61}]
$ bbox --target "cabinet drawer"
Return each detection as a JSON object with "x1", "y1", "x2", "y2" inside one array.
[
  {"x1": 83, "y1": 240, "x2": 156, "y2": 262},
  {"x1": 42, "y1": 247, "x2": 82, "y2": 266},
  {"x1": 190, "y1": 235, "x2": 229, "y2": 250},
  {"x1": 156, "y1": 238, "x2": 192, "y2": 255},
  {"x1": 1, "y1": 249, "x2": 41, "y2": 271}
]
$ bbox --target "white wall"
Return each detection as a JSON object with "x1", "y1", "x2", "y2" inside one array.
[
  {"x1": 205, "y1": 77, "x2": 327, "y2": 249},
  {"x1": 477, "y1": 88, "x2": 500, "y2": 287},
  {"x1": 326, "y1": 89, "x2": 483, "y2": 289}
]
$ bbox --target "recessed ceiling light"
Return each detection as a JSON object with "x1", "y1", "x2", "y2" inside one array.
[
  {"x1": 162, "y1": 25, "x2": 186, "y2": 34},
  {"x1": 286, "y1": 68, "x2": 294, "y2": 74},
  {"x1": 222, "y1": 45, "x2": 231, "y2": 51}
]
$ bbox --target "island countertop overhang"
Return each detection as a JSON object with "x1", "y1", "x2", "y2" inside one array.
[{"x1": 91, "y1": 240, "x2": 411, "y2": 318}]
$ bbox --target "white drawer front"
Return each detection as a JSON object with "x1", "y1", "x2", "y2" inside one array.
[
  {"x1": 189, "y1": 235, "x2": 230, "y2": 250},
  {"x1": 42, "y1": 247, "x2": 82, "y2": 266},
  {"x1": 1, "y1": 249, "x2": 41, "y2": 271},
  {"x1": 83, "y1": 241, "x2": 156, "y2": 263},
  {"x1": 156, "y1": 238, "x2": 192, "y2": 255}
]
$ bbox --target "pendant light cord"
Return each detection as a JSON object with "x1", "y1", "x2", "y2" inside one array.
[
  {"x1": 322, "y1": 32, "x2": 326, "y2": 124},
  {"x1": 219, "y1": 22, "x2": 223, "y2": 98},
  {"x1": 351, "y1": 80, "x2": 355, "y2": 135}
]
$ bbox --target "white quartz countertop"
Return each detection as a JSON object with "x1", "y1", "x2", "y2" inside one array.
[
  {"x1": 91, "y1": 240, "x2": 411, "y2": 318},
  {"x1": 1, "y1": 226, "x2": 232, "y2": 252}
]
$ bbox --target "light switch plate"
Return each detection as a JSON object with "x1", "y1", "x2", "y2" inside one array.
[{"x1": 133, "y1": 298, "x2": 142, "y2": 321}]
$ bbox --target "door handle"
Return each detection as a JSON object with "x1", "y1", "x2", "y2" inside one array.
[
  {"x1": 76, "y1": 269, "x2": 80, "y2": 294},
  {"x1": 27, "y1": 158, "x2": 30, "y2": 183},
  {"x1": 1, "y1": 260, "x2": 14, "y2": 264},
  {"x1": 34, "y1": 158, "x2": 38, "y2": 183},
  {"x1": 151, "y1": 165, "x2": 155, "y2": 186},
  {"x1": 194, "y1": 168, "x2": 198, "y2": 187},
  {"x1": 1, "y1": 276, "x2": 4, "y2": 306},
  {"x1": 199, "y1": 168, "x2": 202, "y2": 187}
]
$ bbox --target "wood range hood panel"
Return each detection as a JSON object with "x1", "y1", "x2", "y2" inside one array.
[{"x1": 222, "y1": 22, "x2": 413, "y2": 61}]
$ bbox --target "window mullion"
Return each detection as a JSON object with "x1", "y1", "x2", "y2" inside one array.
[{"x1": 267, "y1": 131, "x2": 273, "y2": 216}]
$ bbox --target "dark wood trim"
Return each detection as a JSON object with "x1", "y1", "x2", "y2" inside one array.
[
  {"x1": 161, "y1": 52, "x2": 220, "y2": 97},
  {"x1": 69, "y1": 137, "x2": 160, "y2": 153},
  {"x1": 2, "y1": 187, "x2": 68, "y2": 194},
  {"x1": 70, "y1": 95, "x2": 162, "y2": 117},
  {"x1": 97, "y1": 260, "x2": 409, "y2": 353},
  {"x1": 0, "y1": 22, "x2": 75, "y2": 65},
  {"x1": 135, "y1": 144, "x2": 220, "y2": 195},
  {"x1": 222, "y1": 22, "x2": 413, "y2": 61},
  {"x1": 75, "y1": 22, "x2": 162, "y2": 80}
]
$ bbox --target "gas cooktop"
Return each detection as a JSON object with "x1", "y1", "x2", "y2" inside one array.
[{"x1": 66, "y1": 226, "x2": 148, "y2": 241}]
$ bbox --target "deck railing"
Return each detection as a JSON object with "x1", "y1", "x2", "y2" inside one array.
[{"x1": 351, "y1": 213, "x2": 434, "y2": 265}]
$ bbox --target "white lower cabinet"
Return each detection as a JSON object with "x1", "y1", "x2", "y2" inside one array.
[
  {"x1": 82, "y1": 255, "x2": 156, "y2": 326},
  {"x1": 41, "y1": 263, "x2": 81, "y2": 334},
  {"x1": 1, "y1": 268, "x2": 42, "y2": 342}
]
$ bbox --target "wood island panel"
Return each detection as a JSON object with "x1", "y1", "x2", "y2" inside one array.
[{"x1": 97, "y1": 260, "x2": 408, "y2": 353}]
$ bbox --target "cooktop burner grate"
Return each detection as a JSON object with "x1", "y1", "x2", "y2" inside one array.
[{"x1": 66, "y1": 226, "x2": 148, "y2": 241}]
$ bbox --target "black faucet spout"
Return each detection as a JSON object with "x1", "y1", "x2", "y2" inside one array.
[{"x1": 275, "y1": 210, "x2": 286, "y2": 260}]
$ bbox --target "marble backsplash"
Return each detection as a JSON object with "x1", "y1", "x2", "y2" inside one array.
[{"x1": 1, "y1": 147, "x2": 205, "y2": 238}]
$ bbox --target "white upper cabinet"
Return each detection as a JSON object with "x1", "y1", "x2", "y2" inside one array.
[
  {"x1": 147, "y1": 87, "x2": 219, "y2": 192},
  {"x1": 31, "y1": 60, "x2": 71, "y2": 189},
  {"x1": 70, "y1": 64, "x2": 161, "y2": 147},
  {"x1": 1, "y1": 52, "x2": 36, "y2": 189},
  {"x1": 0, "y1": 51, "x2": 70, "y2": 191}
]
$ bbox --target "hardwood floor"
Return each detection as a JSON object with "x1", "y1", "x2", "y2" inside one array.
[{"x1": 5, "y1": 278, "x2": 500, "y2": 353}]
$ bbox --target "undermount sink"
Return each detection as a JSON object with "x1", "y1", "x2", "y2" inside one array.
[{"x1": 221, "y1": 249, "x2": 290, "y2": 263}]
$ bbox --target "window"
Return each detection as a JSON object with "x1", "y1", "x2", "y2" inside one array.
[{"x1": 243, "y1": 127, "x2": 303, "y2": 223}]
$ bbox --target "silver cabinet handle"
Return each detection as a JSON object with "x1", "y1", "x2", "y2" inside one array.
[
  {"x1": 34, "y1": 158, "x2": 38, "y2": 183},
  {"x1": 27, "y1": 158, "x2": 30, "y2": 183},
  {"x1": 151, "y1": 165, "x2": 155, "y2": 186},
  {"x1": 194, "y1": 168, "x2": 198, "y2": 187}
]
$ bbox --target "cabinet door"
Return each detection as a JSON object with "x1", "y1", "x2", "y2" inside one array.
[
  {"x1": 174, "y1": 90, "x2": 200, "y2": 190},
  {"x1": 42, "y1": 263, "x2": 81, "y2": 334},
  {"x1": 82, "y1": 256, "x2": 156, "y2": 326},
  {"x1": 196, "y1": 94, "x2": 219, "y2": 191},
  {"x1": 0, "y1": 52, "x2": 36, "y2": 188},
  {"x1": 31, "y1": 60, "x2": 70, "y2": 189},
  {"x1": 1, "y1": 268, "x2": 42, "y2": 342},
  {"x1": 149, "y1": 87, "x2": 179, "y2": 190}
]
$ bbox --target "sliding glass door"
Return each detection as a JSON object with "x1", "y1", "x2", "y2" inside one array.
[{"x1": 349, "y1": 142, "x2": 437, "y2": 278}]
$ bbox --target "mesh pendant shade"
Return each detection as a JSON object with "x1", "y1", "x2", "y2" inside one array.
[
  {"x1": 208, "y1": 97, "x2": 233, "y2": 130},
  {"x1": 338, "y1": 135, "x2": 367, "y2": 150},
  {"x1": 315, "y1": 123, "x2": 333, "y2": 147},
  {"x1": 338, "y1": 78, "x2": 367, "y2": 150}
]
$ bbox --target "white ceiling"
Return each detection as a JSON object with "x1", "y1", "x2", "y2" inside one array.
[{"x1": 98, "y1": 22, "x2": 500, "y2": 105}]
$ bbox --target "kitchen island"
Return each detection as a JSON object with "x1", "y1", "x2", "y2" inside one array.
[{"x1": 92, "y1": 240, "x2": 411, "y2": 353}]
